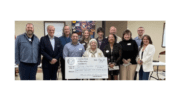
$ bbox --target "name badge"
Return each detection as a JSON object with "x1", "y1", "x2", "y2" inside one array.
[
  {"x1": 106, "y1": 50, "x2": 109, "y2": 53},
  {"x1": 79, "y1": 48, "x2": 82, "y2": 50},
  {"x1": 29, "y1": 39, "x2": 32, "y2": 41},
  {"x1": 127, "y1": 43, "x2": 131, "y2": 45},
  {"x1": 83, "y1": 43, "x2": 85, "y2": 45}
]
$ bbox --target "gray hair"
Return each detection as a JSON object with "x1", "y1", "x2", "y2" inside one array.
[
  {"x1": 63, "y1": 25, "x2": 70, "y2": 33},
  {"x1": 87, "y1": 38, "x2": 98, "y2": 50},
  {"x1": 47, "y1": 25, "x2": 55, "y2": 30}
]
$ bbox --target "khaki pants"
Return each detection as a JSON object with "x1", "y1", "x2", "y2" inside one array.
[{"x1": 119, "y1": 65, "x2": 137, "y2": 80}]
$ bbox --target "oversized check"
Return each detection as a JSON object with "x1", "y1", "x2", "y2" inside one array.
[{"x1": 65, "y1": 57, "x2": 108, "y2": 79}]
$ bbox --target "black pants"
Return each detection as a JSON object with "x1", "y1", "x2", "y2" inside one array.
[
  {"x1": 19, "y1": 62, "x2": 38, "y2": 80},
  {"x1": 60, "y1": 58, "x2": 66, "y2": 80},
  {"x1": 134, "y1": 71, "x2": 137, "y2": 80},
  {"x1": 42, "y1": 64, "x2": 58, "y2": 80}
]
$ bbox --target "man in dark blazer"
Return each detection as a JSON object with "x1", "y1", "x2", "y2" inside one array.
[{"x1": 40, "y1": 25, "x2": 62, "y2": 80}]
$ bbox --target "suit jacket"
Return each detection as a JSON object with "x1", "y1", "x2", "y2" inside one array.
[
  {"x1": 40, "y1": 35, "x2": 62, "y2": 68},
  {"x1": 136, "y1": 44, "x2": 155, "y2": 72},
  {"x1": 96, "y1": 37, "x2": 108, "y2": 52}
]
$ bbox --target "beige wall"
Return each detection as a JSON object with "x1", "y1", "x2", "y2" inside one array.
[
  {"x1": 15, "y1": 21, "x2": 101, "y2": 39},
  {"x1": 127, "y1": 21, "x2": 166, "y2": 62},
  {"x1": 15, "y1": 21, "x2": 165, "y2": 62},
  {"x1": 105, "y1": 21, "x2": 127, "y2": 37},
  {"x1": 15, "y1": 21, "x2": 72, "y2": 39},
  {"x1": 95, "y1": 21, "x2": 102, "y2": 38},
  {"x1": 15, "y1": 21, "x2": 44, "y2": 39}
]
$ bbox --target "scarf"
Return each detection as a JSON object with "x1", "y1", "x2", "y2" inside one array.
[{"x1": 89, "y1": 48, "x2": 97, "y2": 57}]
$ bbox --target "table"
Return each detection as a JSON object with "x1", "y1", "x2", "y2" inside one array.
[{"x1": 149, "y1": 62, "x2": 166, "y2": 80}]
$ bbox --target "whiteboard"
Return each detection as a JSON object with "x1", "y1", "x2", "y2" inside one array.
[
  {"x1": 162, "y1": 23, "x2": 166, "y2": 48},
  {"x1": 44, "y1": 22, "x2": 64, "y2": 38}
]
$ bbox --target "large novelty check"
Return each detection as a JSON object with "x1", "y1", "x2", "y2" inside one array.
[{"x1": 65, "y1": 57, "x2": 108, "y2": 79}]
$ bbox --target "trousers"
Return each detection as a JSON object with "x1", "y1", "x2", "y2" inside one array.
[{"x1": 19, "y1": 62, "x2": 38, "y2": 80}]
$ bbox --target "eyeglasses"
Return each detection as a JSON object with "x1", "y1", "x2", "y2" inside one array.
[{"x1": 138, "y1": 30, "x2": 144, "y2": 31}]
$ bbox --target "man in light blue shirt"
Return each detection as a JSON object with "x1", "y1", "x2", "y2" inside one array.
[
  {"x1": 63, "y1": 33, "x2": 85, "y2": 59},
  {"x1": 63, "y1": 32, "x2": 85, "y2": 80},
  {"x1": 134, "y1": 27, "x2": 145, "y2": 49},
  {"x1": 134, "y1": 26, "x2": 145, "y2": 80}
]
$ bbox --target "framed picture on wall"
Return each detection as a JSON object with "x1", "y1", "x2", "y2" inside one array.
[
  {"x1": 44, "y1": 21, "x2": 65, "y2": 37},
  {"x1": 162, "y1": 23, "x2": 166, "y2": 48}
]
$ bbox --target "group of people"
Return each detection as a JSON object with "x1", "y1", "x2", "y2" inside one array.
[{"x1": 15, "y1": 23, "x2": 155, "y2": 80}]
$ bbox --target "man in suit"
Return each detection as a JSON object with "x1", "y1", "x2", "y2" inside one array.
[
  {"x1": 40, "y1": 25, "x2": 62, "y2": 80},
  {"x1": 15, "y1": 23, "x2": 40, "y2": 80}
]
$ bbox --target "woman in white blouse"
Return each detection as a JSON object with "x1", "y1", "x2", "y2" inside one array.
[
  {"x1": 136, "y1": 35, "x2": 155, "y2": 80},
  {"x1": 82, "y1": 39, "x2": 104, "y2": 57}
]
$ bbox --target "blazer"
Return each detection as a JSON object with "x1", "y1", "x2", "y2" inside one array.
[
  {"x1": 96, "y1": 37, "x2": 108, "y2": 52},
  {"x1": 40, "y1": 35, "x2": 62, "y2": 67},
  {"x1": 103, "y1": 43, "x2": 122, "y2": 65},
  {"x1": 136, "y1": 44, "x2": 155, "y2": 72}
]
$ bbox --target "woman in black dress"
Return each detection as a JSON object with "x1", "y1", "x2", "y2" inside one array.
[{"x1": 103, "y1": 34, "x2": 122, "y2": 80}]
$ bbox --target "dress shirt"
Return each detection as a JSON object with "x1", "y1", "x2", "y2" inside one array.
[
  {"x1": 63, "y1": 42, "x2": 85, "y2": 59},
  {"x1": 48, "y1": 35, "x2": 55, "y2": 51},
  {"x1": 134, "y1": 36, "x2": 142, "y2": 49}
]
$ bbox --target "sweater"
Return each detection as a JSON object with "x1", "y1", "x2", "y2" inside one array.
[{"x1": 119, "y1": 39, "x2": 138, "y2": 64}]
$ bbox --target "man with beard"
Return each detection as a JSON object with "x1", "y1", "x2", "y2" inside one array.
[
  {"x1": 59, "y1": 25, "x2": 72, "y2": 80},
  {"x1": 40, "y1": 25, "x2": 62, "y2": 80},
  {"x1": 109, "y1": 26, "x2": 122, "y2": 43},
  {"x1": 15, "y1": 23, "x2": 40, "y2": 80}
]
